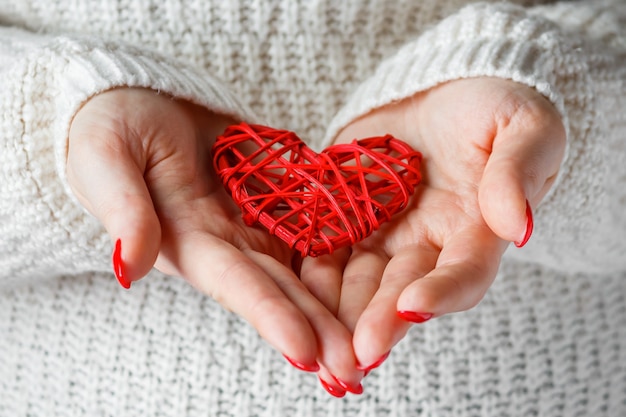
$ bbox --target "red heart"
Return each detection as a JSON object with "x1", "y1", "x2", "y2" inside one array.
[{"x1": 212, "y1": 123, "x2": 422, "y2": 257}]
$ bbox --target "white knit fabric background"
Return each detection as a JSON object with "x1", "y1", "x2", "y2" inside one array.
[
  {"x1": 1, "y1": 264, "x2": 625, "y2": 416},
  {"x1": 0, "y1": 1, "x2": 625, "y2": 416}
]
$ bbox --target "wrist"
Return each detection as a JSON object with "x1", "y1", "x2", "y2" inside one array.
[{"x1": 177, "y1": 99, "x2": 237, "y2": 145}]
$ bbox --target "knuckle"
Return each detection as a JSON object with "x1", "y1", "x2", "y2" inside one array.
[
  {"x1": 208, "y1": 259, "x2": 252, "y2": 306},
  {"x1": 495, "y1": 87, "x2": 561, "y2": 134}
]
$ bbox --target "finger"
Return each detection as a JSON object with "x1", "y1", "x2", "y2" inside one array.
[
  {"x1": 316, "y1": 365, "x2": 349, "y2": 397},
  {"x1": 479, "y1": 104, "x2": 566, "y2": 246},
  {"x1": 396, "y1": 224, "x2": 506, "y2": 318},
  {"x1": 67, "y1": 128, "x2": 160, "y2": 286},
  {"x1": 351, "y1": 244, "x2": 438, "y2": 371},
  {"x1": 299, "y1": 248, "x2": 351, "y2": 315},
  {"x1": 336, "y1": 247, "x2": 389, "y2": 333},
  {"x1": 244, "y1": 250, "x2": 364, "y2": 389},
  {"x1": 171, "y1": 233, "x2": 322, "y2": 371}
]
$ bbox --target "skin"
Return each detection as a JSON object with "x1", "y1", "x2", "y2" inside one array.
[{"x1": 67, "y1": 77, "x2": 566, "y2": 394}]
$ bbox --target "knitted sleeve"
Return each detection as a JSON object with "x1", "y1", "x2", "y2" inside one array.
[
  {"x1": 324, "y1": 1, "x2": 626, "y2": 273},
  {"x1": 0, "y1": 26, "x2": 253, "y2": 287}
]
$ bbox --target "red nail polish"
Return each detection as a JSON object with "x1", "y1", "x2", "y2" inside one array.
[
  {"x1": 112, "y1": 239, "x2": 131, "y2": 289},
  {"x1": 283, "y1": 355, "x2": 320, "y2": 372},
  {"x1": 357, "y1": 350, "x2": 390, "y2": 372},
  {"x1": 319, "y1": 377, "x2": 346, "y2": 398},
  {"x1": 397, "y1": 311, "x2": 433, "y2": 323},
  {"x1": 515, "y1": 200, "x2": 534, "y2": 248},
  {"x1": 331, "y1": 375, "x2": 364, "y2": 395}
]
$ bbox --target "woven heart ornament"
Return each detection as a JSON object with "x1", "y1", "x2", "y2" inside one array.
[{"x1": 212, "y1": 123, "x2": 422, "y2": 257}]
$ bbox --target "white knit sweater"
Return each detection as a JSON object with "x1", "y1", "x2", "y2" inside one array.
[{"x1": 1, "y1": 1, "x2": 625, "y2": 416}]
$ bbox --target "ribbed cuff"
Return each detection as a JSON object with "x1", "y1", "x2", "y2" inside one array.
[{"x1": 324, "y1": 3, "x2": 584, "y2": 195}]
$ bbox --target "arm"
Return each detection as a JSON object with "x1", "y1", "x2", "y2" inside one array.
[
  {"x1": 323, "y1": 1, "x2": 626, "y2": 273},
  {"x1": 0, "y1": 26, "x2": 254, "y2": 286}
]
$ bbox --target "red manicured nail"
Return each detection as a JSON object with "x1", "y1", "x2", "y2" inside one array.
[
  {"x1": 331, "y1": 375, "x2": 364, "y2": 395},
  {"x1": 397, "y1": 311, "x2": 433, "y2": 323},
  {"x1": 112, "y1": 239, "x2": 131, "y2": 289},
  {"x1": 357, "y1": 350, "x2": 390, "y2": 372},
  {"x1": 283, "y1": 355, "x2": 320, "y2": 372},
  {"x1": 515, "y1": 200, "x2": 534, "y2": 248},
  {"x1": 319, "y1": 377, "x2": 346, "y2": 398}
]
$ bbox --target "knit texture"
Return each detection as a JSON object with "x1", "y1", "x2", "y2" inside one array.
[
  {"x1": 1, "y1": 264, "x2": 624, "y2": 416},
  {"x1": 0, "y1": 1, "x2": 625, "y2": 416}
]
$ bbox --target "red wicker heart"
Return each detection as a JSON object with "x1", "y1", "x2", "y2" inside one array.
[{"x1": 212, "y1": 123, "x2": 422, "y2": 257}]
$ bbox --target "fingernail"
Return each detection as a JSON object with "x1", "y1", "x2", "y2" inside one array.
[
  {"x1": 397, "y1": 311, "x2": 433, "y2": 323},
  {"x1": 319, "y1": 377, "x2": 346, "y2": 398},
  {"x1": 283, "y1": 355, "x2": 320, "y2": 372},
  {"x1": 515, "y1": 200, "x2": 534, "y2": 248},
  {"x1": 331, "y1": 375, "x2": 364, "y2": 395},
  {"x1": 112, "y1": 239, "x2": 131, "y2": 289},
  {"x1": 357, "y1": 350, "x2": 390, "y2": 372}
]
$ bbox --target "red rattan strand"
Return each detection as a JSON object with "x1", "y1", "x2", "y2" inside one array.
[{"x1": 212, "y1": 122, "x2": 422, "y2": 257}]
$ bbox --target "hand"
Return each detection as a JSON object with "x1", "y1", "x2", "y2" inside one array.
[
  {"x1": 67, "y1": 88, "x2": 363, "y2": 386},
  {"x1": 301, "y1": 77, "x2": 566, "y2": 373}
]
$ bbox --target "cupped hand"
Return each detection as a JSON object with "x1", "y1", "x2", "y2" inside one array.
[
  {"x1": 301, "y1": 77, "x2": 566, "y2": 373},
  {"x1": 67, "y1": 88, "x2": 363, "y2": 386}
]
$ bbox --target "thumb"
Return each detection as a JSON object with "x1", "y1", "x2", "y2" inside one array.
[
  {"x1": 67, "y1": 130, "x2": 161, "y2": 288},
  {"x1": 478, "y1": 115, "x2": 566, "y2": 247}
]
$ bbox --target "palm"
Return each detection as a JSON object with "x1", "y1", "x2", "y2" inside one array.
[
  {"x1": 143, "y1": 130, "x2": 295, "y2": 282},
  {"x1": 345, "y1": 78, "x2": 505, "y2": 267}
]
